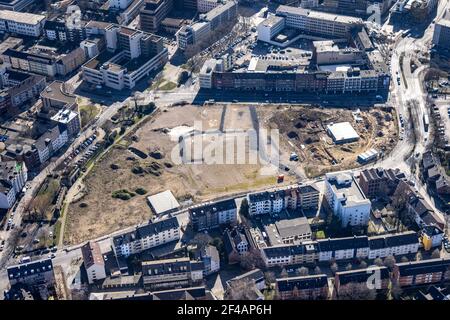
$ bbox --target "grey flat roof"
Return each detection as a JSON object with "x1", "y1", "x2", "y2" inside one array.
[{"x1": 147, "y1": 190, "x2": 180, "y2": 215}]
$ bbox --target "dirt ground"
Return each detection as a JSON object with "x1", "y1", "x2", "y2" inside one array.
[
  {"x1": 259, "y1": 105, "x2": 398, "y2": 177},
  {"x1": 64, "y1": 105, "x2": 294, "y2": 245}
]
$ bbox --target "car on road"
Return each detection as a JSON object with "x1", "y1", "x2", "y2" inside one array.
[{"x1": 48, "y1": 253, "x2": 56, "y2": 259}]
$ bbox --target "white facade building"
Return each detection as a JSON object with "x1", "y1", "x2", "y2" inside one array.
[
  {"x1": 81, "y1": 241, "x2": 106, "y2": 284},
  {"x1": 112, "y1": 217, "x2": 180, "y2": 257},
  {"x1": 325, "y1": 171, "x2": 371, "y2": 227},
  {"x1": 0, "y1": 11, "x2": 46, "y2": 37},
  {"x1": 0, "y1": 161, "x2": 27, "y2": 209}
]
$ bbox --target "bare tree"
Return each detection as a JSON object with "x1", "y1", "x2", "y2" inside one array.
[
  {"x1": 190, "y1": 233, "x2": 212, "y2": 251},
  {"x1": 314, "y1": 266, "x2": 322, "y2": 275},
  {"x1": 240, "y1": 250, "x2": 265, "y2": 271},
  {"x1": 330, "y1": 262, "x2": 338, "y2": 275},
  {"x1": 383, "y1": 255, "x2": 396, "y2": 269},
  {"x1": 359, "y1": 260, "x2": 368, "y2": 269},
  {"x1": 280, "y1": 268, "x2": 288, "y2": 278},
  {"x1": 338, "y1": 282, "x2": 377, "y2": 300},
  {"x1": 431, "y1": 248, "x2": 441, "y2": 259},
  {"x1": 225, "y1": 279, "x2": 258, "y2": 300},
  {"x1": 374, "y1": 258, "x2": 384, "y2": 267},
  {"x1": 400, "y1": 256, "x2": 409, "y2": 263},
  {"x1": 296, "y1": 267, "x2": 309, "y2": 276},
  {"x1": 415, "y1": 251, "x2": 423, "y2": 261},
  {"x1": 264, "y1": 271, "x2": 276, "y2": 286}
]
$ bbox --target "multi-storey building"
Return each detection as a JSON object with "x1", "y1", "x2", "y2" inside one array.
[
  {"x1": 0, "y1": 0, "x2": 36, "y2": 11},
  {"x1": 368, "y1": 231, "x2": 419, "y2": 259},
  {"x1": 358, "y1": 168, "x2": 406, "y2": 199},
  {"x1": 82, "y1": 26, "x2": 168, "y2": 90},
  {"x1": 112, "y1": 217, "x2": 180, "y2": 257},
  {"x1": 433, "y1": 9, "x2": 450, "y2": 51},
  {"x1": 43, "y1": 19, "x2": 86, "y2": 44},
  {"x1": 0, "y1": 161, "x2": 27, "y2": 209},
  {"x1": 0, "y1": 69, "x2": 46, "y2": 108},
  {"x1": 393, "y1": 258, "x2": 450, "y2": 287},
  {"x1": 81, "y1": 241, "x2": 106, "y2": 284},
  {"x1": 247, "y1": 183, "x2": 320, "y2": 216},
  {"x1": 0, "y1": 10, "x2": 46, "y2": 37},
  {"x1": 325, "y1": 171, "x2": 371, "y2": 227},
  {"x1": 139, "y1": 0, "x2": 174, "y2": 33},
  {"x1": 7, "y1": 259, "x2": 55, "y2": 289},
  {"x1": 261, "y1": 242, "x2": 318, "y2": 267},
  {"x1": 197, "y1": 0, "x2": 223, "y2": 13},
  {"x1": 276, "y1": 274, "x2": 329, "y2": 300},
  {"x1": 334, "y1": 266, "x2": 390, "y2": 297},
  {"x1": 317, "y1": 236, "x2": 369, "y2": 261},
  {"x1": 275, "y1": 6, "x2": 364, "y2": 38},
  {"x1": 141, "y1": 257, "x2": 204, "y2": 290},
  {"x1": 189, "y1": 198, "x2": 237, "y2": 231}
]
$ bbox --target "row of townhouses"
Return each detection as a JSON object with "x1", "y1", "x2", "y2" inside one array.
[
  {"x1": 261, "y1": 231, "x2": 422, "y2": 268},
  {"x1": 277, "y1": 257, "x2": 450, "y2": 299}
]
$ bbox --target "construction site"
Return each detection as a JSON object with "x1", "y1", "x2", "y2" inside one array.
[{"x1": 259, "y1": 104, "x2": 399, "y2": 178}]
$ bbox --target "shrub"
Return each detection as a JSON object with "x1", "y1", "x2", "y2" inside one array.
[{"x1": 135, "y1": 187, "x2": 147, "y2": 195}]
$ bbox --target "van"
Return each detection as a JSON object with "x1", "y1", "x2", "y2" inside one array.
[{"x1": 21, "y1": 256, "x2": 31, "y2": 264}]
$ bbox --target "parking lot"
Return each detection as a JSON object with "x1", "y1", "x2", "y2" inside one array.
[{"x1": 430, "y1": 97, "x2": 450, "y2": 145}]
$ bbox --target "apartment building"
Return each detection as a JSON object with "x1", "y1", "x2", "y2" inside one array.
[
  {"x1": 223, "y1": 227, "x2": 253, "y2": 263},
  {"x1": 261, "y1": 242, "x2": 318, "y2": 267},
  {"x1": 0, "y1": 161, "x2": 27, "y2": 209},
  {"x1": 421, "y1": 225, "x2": 444, "y2": 250},
  {"x1": 276, "y1": 274, "x2": 329, "y2": 300},
  {"x1": 334, "y1": 266, "x2": 390, "y2": 297},
  {"x1": 0, "y1": 10, "x2": 46, "y2": 37},
  {"x1": 81, "y1": 241, "x2": 106, "y2": 284},
  {"x1": 275, "y1": 6, "x2": 364, "y2": 38},
  {"x1": 112, "y1": 217, "x2": 180, "y2": 257},
  {"x1": 199, "y1": 245, "x2": 220, "y2": 275},
  {"x1": 264, "y1": 217, "x2": 312, "y2": 246},
  {"x1": 247, "y1": 183, "x2": 320, "y2": 216},
  {"x1": 393, "y1": 258, "x2": 450, "y2": 287},
  {"x1": 368, "y1": 231, "x2": 419, "y2": 259},
  {"x1": 0, "y1": 69, "x2": 46, "y2": 108},
  {"x1": 358, "y1": 168, "x2": 406, "y2": 199},
  {"x1": 139, "y1": 0, "x2": 174, "y2": 33},
  {"x1": 44, "y1": 19, "x2": 86, "y2": 43},
  {"x1": 325, "y1": 171, "x2": 371, "y2": 227},
  {"x1": 7, "y1": 259, "x2": 55, "y2": 289},
  {"x1": 189, "y1": 198, "x2": 237, "y2": 232},
  {"x1": 317, "y1": 236, "x2": 369, "y2": 261},
  {"x1": 141, "y1": 257, "x2": 204, "y2": 290},
  {"x1": 51, "y1": 109, "x2": 81, "y2": 140}
]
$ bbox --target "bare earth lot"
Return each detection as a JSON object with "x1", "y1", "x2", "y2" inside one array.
[
  {"x1": 259, "y1": 105, "x2": 398, "y2": 177},
  {"x1": 64, "y1": 105, "x2": 294, "y2": 245}
]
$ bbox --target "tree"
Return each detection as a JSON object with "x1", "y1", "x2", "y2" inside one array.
[
  {"x1": 225, "y1": 279, "x2": 258, "y2": 300},
  {"x1": 190, "y1": 233, "x2": 212, "y2": 251},
  {"x1": 400, "y1": 256, "x2": 409, "y2": 263},
  {"x1": 345, "y1": 263, "x2": 352, "y2": 271},
  {"x1": 264, "y1": 272, "x2": 276, "y2": 286},
  {"x1": 338, "y1": 283, "x2": 377, "y2": 300},
  {"x1": 314, "y1": 266, "x2": 322, "y2": 275},
  {"x1": 280, "y1": 268, "x2": 288, "y2": 278},
  {"x1": 383, "y1": 255, "x2": 396, "y2": 269},
  {"x1": 359, "y1": 260, "x2": 368, "y2": 269},
  {"x1": 240, "y1": 250, "x2": 265, "y2": 271},
  {"x1": 239, "y1": 198, "x2": 249, "y2": 217},
  {"x1": 374, "y1": 258, "x2": 383, "y2": 267},
  {"x1": 431, "y1": 248, "x2": 441, "y2": 259},
  {"x1": 296, "y1": 267, "x2": 309, "y2": 276},
  {"x1": 415, "y1": 251, "x2": 423, "y2": 261},
  {"x1": 330, "y1": 263, "x2": 338, "y2": 275}
]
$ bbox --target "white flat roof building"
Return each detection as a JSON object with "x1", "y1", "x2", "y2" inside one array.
[
  {"x1": 327, "y1": 122, "x2": 360, "y2": 144},
  {"x1": 0, "y1": 10, "x2": 46, "y2": 37},
  {"x1": 147, "y1": 190, "x2": 180, "y2": 215}
]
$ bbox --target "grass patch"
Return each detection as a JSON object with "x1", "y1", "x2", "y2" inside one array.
[
  {"x1": 54, "y1": 220, "x2": 62, "y2": 246},
  {"x1": 159, "y1": 81, "x2": 177, "y2": 91}
]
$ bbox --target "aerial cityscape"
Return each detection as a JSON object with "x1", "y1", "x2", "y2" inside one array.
[{"x1": 0, "y1": 0, "x2": 449, "y2": 303}]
